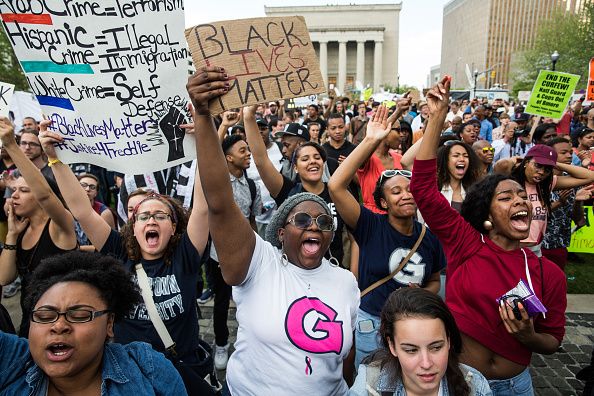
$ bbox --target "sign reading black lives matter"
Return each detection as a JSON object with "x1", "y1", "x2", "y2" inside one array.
[
  {"x1": 185, "y1": 16, "x2": 326, "y2": 115},
  {"x1": 0, "y1": 1, "x2": 193, "y2": 173}
]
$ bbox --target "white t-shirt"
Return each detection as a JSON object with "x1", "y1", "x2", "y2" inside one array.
[{"x1": 226, "y1": 235, "x2": 360, "y2": 395}]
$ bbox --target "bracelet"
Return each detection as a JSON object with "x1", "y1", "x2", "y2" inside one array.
[
  {"x1": 47, "y1": 158, "x2": 62, "y2": 167},
  {"x1": 2, "y1": 244, "x2": 17, "y2": 250}
]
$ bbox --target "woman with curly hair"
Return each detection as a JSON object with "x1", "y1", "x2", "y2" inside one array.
[
  {"x1": 0, "y1": 251, "x2": 187, "y2": 395},
  {"x1": 38, "y1": 120, "x2": 209, "y2": 394},
  {"x1": 436, "y1": 141, "x2": 481, "y2": 212},
  {"x1": 350, "y1": 288, "x2": 491, "y2": 396},
  {"x1": 410, "y1": 76, "x2": 567, "y2": 395}
]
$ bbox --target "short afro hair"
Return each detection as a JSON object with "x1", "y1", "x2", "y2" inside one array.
[
  {"x1": 25, "y1": 251, "x2": 141, "y2": 322},
  {"x1": 460, "y1": 173, "x2": 512, "y2": 234},
  {"x1": 222, "y1": 134, "x2": 245, "y2": 155}
]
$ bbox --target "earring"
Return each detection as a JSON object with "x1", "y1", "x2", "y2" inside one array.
[
  {"x1": 327, "y1": 251, "x2": 340, "y2": 267},
  {"x1": 483, "y1": 220, "x2": 493, "y2": 231},
  {"x1": 280, "y1": 241, "x2": 289, "y2": 266}
]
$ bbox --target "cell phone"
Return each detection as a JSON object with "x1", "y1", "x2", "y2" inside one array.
[{"x1": 357, "y1": 319, "x2": 375, "y2": 333}]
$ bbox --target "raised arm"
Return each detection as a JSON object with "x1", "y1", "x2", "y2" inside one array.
[
  {"x1": 0, "y1": 118, "x2": 76, "y2": 249},
  {"x1": 38, "y1": 122, "x2": 111, "y2": 250},
  {"x1": 329, "y1": 105, "x2": 391, "y2": 229},
  {"x1": 217, "y1": 110, "x2": 240, "y2": 143},
  {"x1": 416, "y1": 77, "x2": 450, "y2": 161},
  {"x1": 400, "y1": 137, "x2": 423, "y2": 170},
  {"x1": 186, "y1": 133, "x2": 208, "y2": 257},
  {"x1": 243, "y1": 105, "x2": 284, "y2": 197},
  {"x1": 554, "y1": 162, "x2": 594, "y2": 190},
  {"x1": 187, "y1": 67, "x2": 255, "y2": 286}
]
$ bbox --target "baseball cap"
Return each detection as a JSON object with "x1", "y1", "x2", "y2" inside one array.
[
  {"x1": 526, "y1": 144, "x2": 557, "y2": 166},
  {"x1": 276, "y1": 123, "x2": 310, "y2": 141},
  {"x1": 255, "y1": 118, "x2": 268, "y2": 128},
  {"x1": 513, "y1": 113, "x2": 530, "y2": 122}
]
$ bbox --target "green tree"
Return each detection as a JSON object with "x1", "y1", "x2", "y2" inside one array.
[
  {"x1": 510, "y1": 3, "x2": 594, "y2": 97},
  {"x1": 0, "y1": 28, "x2": 29, "y2": 91}
]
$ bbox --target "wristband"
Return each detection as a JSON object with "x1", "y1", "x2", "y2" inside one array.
[
  {"x1": 48, "y1": 158, "x2": 62, "y2": 167},
  {"x1": 2, "y1": 244, "x2": 17, "y2": 250}
]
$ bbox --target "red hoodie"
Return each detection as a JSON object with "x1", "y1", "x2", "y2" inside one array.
[{"x1": 410, "y1": 158, "x2": 566, "y2": 366}]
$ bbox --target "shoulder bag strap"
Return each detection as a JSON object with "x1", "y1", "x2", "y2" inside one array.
[
  {"x1": 360, "y1": 224, "x2": 427, "y2": 298},
  {"x1": 135, "y1": 264, "x2": 177, "y2": 354}
]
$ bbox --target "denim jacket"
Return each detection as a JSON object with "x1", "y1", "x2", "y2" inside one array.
[
  {"x1": 0, "y1": 333, "x2": 187, "y2": 396},
  {"x1": 350, "y1": 362, "x2": 493, "y2": 396}
]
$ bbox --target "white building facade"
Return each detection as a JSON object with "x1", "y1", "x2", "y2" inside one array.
[{"x1": 265, "y1": 3, "x2": 401, "y2": 93}]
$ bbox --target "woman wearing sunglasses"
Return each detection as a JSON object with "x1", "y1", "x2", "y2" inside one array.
[
  {"x1": 410, "y1": 76, "x2": 567, "y2": 395},
  {"x1": 0, "y1": 118, "x2": 77, "y2": 338},
  {"x1": 329, "y1": 105, "x2": 445, "y2": 368},
  {"x1": 242, "y1": 105, "x2": 346, "y2": 265},
  {"x1": 188, "y1": 67, "x2": 359, "y2": 395},
  {"x1": 0, "y1": 251, "x2": 186, "y2": 395},
  {"x1": 38, "y1": 121, "x2": 210, "y2": 394}
]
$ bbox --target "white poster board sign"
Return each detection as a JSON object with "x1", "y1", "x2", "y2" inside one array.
[
  {"x1": 0, "y1": 82, "x2": 15, "y2": 117},
  {"x1": 0, "y1": 2, "x2": 193, "y2": 173}
]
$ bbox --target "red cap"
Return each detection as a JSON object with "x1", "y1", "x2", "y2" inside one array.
[{"x1": 526, "y1": 144, "x2": 557, "y2": 166}]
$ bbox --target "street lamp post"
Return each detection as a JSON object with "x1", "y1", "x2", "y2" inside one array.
[
  {"x1": 473, "y1": 69, "x2": 479, "y2": 99},
  {"x1": 551, "y1": 50, "x2": 559, "y2": 71}
]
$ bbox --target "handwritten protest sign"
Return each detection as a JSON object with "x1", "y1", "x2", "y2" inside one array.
[
  {"x1": 0, "y1": 2, "x2": 193, "y2": 173},
  {"x1": 525, "y1": 70, "x2": 580, "y2": 119},
  {"x1": 569, "y1": 206, "x2": 594, "y2": 254},
  {"x1": 0, "y1": 82, "x2": 15, "y2": 117},
  {"x1": 586, "y1": 58, "x2": 594, "y2": 102},
  {"x1": 185, "y1": 16, "x2": 326, "y2": 115}
]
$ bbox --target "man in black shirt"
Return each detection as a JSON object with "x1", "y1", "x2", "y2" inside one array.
[
  {"x1": 302, "y1": 104, "x2": 326, "y2": 134},
  {"x1": 322, "y1": 113, "x2": 356, "y2": 165}
]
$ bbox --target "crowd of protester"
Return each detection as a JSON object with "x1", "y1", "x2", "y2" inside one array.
[{"x1": 0, "y1": 69, "x2": 593, "y2": 396}]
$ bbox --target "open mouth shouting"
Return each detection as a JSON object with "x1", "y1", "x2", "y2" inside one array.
[
  {"x1": 145, "y1": 229, "x2": 161, "y2": 249},
  {"x1": 46, "y1": 342, "x2": 74, "y2": 362},
  {"x1": 510, "y1": 210, "x2": 530, "y2": 232},
  {"x1": 302, "y1": 236, "x2": 321, "y2": 257},
  {"x1": 454, "y1": 162, "x2": 467, "y2": 177}
]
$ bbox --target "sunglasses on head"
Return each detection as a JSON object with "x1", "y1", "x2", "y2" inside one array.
[
  {"x1": 443, "y1": 139, "x2": 461, "y2": 147},
  {"x1": 378, "y1": 169, "x2": 412, "y2": 185},
  {"x1": 286, "y1": 212, "x2": 334, "y2": 232},
  {"x1": 482, "y1": 147, "x2": 495, "y2": 153}
]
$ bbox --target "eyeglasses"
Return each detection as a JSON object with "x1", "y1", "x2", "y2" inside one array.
[
  {"x1": 135, "y1": 212, "x2": 171, "y2": 223},
  {"x1": 378, "y1": 169, "x2": 412, "y2": 185},
  {"x1": 481, "y1": 147, "x2": 495, "y2": 153},
  {"x1": 80, "y1": 182, "x2": 97, "y2": 190},
  {"x1": 31, "y1": 308, "x2": 111, "y2": 324},
  {"x1": 19, "y1": 141, "x2": 41, "y2": 148},
  {"x1": 286, "y1": 212, "x2": 334, "y2": 232},
  {"x1": 531, "y1": 161, "x2": 552, "y2": 173}
]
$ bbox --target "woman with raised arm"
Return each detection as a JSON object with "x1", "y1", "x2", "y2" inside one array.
[
  {"x1": 0, "y1": 117, "x2": 77, "y2": 337},
  {"x1": 188, "y1": 67, "x2": 359, "y2": 395},
  {"x1": 410, "y1": 77, "x2": 567, "y2": 396},
  {"x1": 242, "y1": 104, "x2": 346, "y2": 265},
  {"x1": 38, "y1": 118, "x2": 210, "y2": 394},
  {"x1": 328, "y1": 105, "x2": 445, "y2": 368}
]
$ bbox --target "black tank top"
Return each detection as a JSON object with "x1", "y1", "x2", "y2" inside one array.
[{"x1": 16, "y1": 219, "x2": 75, "y2": 337}]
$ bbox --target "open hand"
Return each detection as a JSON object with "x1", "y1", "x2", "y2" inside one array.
[
  {"x1": 7, "y1": 201, "x2": 29, "y2": 236},
  {"x1": 186, "y1": 66, "x2": 229, "y2": 117},
  {"x1": 365, "y1": 105, "x2": 392, "y2": 141},
  {"x1": 576, "y1": 185, "x2": 594, "y2": 201}
]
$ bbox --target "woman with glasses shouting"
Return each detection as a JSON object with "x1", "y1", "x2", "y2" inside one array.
[
  {"x1": 0, "y1": 251, "x2": 187, "y2": 395},
  {"x1": 188, "y1": 67, "x2": 359, "y2": 395},
  {"x1": 37, "y1": 119, "x2": 211, "y2": 394},
  {"x1": 0, "y1": 117, "x2": 77, "y2": 338},
  {"x1": 328, "y1": 105, "x2": 446, "y2": 369}
]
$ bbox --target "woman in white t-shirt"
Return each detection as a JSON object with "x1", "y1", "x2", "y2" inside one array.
[{"x1": 188, "y1": 66, "x2": 360, "y2": 396}]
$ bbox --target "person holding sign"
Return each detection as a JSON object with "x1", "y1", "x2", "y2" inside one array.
[
  {"x1": 410, "y1": 76, "x2": 567, "y2": 395},
  {"x1": 188, "y1": 66, "x2": 359, "y2": 396},
  {"x1": 38, "y1": 121, "x2": 212, "y2": 394},
  {"x1": 0, "y1": 117, "x2": 77, "y2": 338}
]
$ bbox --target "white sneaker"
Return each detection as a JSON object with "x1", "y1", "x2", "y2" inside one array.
[{"x1": 214, "y1": 343, "x2": 230, "y2": 370}]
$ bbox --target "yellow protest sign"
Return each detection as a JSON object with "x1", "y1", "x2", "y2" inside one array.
[
  {"x1": 525, "y1": 70, "x2": 580, "y2": 119},
  {"x1": 185, "y1": 16, "x2": 326, "y2": 115},
  {"x1": 569, "y1": 206, "x2": 594, "y2": 253}
]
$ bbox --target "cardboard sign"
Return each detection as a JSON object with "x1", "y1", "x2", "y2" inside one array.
[
  {"x1": 525, "y1": 70, "x2": 580, "y2": 119},
  {"x1": 586, "y1": 58, "x2": 594, "y2": 102},
  {"x1": 185, "y1": 16, "x2": 325, "y2": 115},
  {"x1": 0, "y1": 82, "x2": 15, "y2": 117},
  {"x1": 569, "y1": 206, "x2": 594, "y2": 254},
  {"x1": 0, "y1": 2, "x2": 194, "y2": 174},
  {"x1": 409, "y1": 89, "x2": 421, "y2": 104}
]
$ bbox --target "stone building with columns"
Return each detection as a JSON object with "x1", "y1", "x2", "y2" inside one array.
[{"x1": 265, "y1": 3, "x2": 401, "y2": 94}]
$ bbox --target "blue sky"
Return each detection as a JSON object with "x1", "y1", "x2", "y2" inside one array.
[{"x1": 185, "y1": 0, "x2": 449, "y2": 89}]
